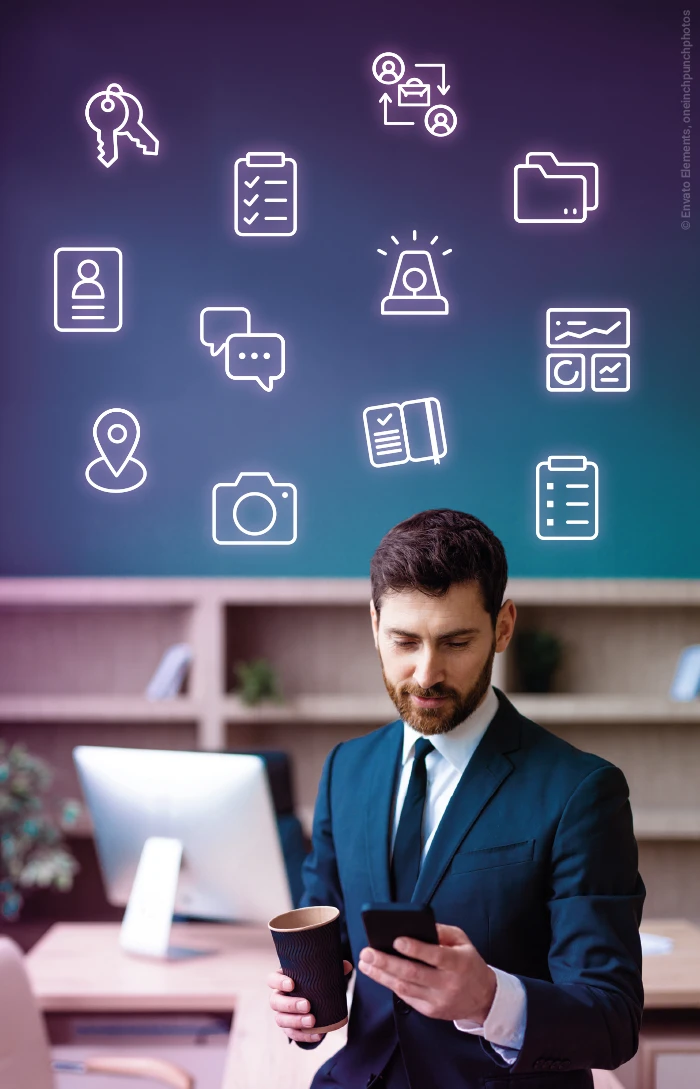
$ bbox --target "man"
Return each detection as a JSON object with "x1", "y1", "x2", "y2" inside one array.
[{"x1": 268, "y1": 509, "x2": 645, "y2": 1088}]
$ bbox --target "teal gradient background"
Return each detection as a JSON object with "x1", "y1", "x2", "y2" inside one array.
[{"x1": 0, "y1": 0, "x2": 697, "y2": 576}]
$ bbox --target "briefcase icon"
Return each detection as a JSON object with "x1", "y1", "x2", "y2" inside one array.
[
  {"x1": 398, "y1": 77, "x2": 430, "y2": 107},
  {"x1": 514, "y1": 151, "x2": 599, "y2": 223}
]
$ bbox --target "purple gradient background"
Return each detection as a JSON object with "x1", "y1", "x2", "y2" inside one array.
[{"x1": 0, "y1": 0, "x2": 697, "y2": 576}]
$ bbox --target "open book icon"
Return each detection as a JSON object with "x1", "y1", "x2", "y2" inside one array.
[{"x1": 363, "y1": 397, "x2": 447, "y2": 468}]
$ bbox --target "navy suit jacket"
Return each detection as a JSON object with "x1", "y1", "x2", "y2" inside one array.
[{"x1": 298, "y1": 690, "x2": 645, "y2": 1089}]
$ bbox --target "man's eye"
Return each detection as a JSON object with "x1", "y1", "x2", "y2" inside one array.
[
  {"x1": 447, "y1": 642, "x2": 471, "y2": 648},
  {"x1": 394, "y1": 640, "x2": 417, "y2": 648}
]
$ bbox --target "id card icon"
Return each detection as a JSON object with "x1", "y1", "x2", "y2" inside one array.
[
  {"x1": 234, "y1": 152, "x2": 297, "y2": 237},
  {"x1": 54, "y1": 247, "x2": 122, "y2": 332},
  {"x1": 536, "y1": 455, "x2": 599, "y2": 541}
]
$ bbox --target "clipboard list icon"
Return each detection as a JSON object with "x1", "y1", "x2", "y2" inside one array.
[{"x1": 536, "y1": 455, "x2": 599, "y2": 541}]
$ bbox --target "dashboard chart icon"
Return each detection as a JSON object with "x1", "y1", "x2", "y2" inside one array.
[{"x1": 546, "y1": 308, "x2": 630, "y2": 350}]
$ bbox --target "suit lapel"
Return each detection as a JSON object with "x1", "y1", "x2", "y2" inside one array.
[
  {"x1": 364, "y1": 720, "x2": 404, "y2": 902},
  {"x1": 412, "y1": 691, "x2": 522, "y2": 904}
]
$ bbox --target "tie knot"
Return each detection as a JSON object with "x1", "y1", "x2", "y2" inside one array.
[{"x1": 413, "y1": 737, "x2": 435, "y2": 764}]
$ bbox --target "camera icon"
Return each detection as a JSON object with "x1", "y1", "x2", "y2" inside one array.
[{"x1": 212, "y1": 472, "x2": 297, "y2": 546}]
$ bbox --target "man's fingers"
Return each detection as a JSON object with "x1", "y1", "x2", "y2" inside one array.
[
  {"x1": 435, "y1": 923, "x2": 470, "y2": 946},
  {"x1": 359, "y1": 952, "x2": 432, "y2": 992},
  {"x1": 393, "y1": 936, "x2": 447, "y2": 968},
  {"x1": 275, "y1": 1011, "x2": 317, "y2": 1031},
  {"x1": 268, "y1": 969, "x2": 295, "y2": 991},
  {"x1": 285, "y1": 1029, "x2": 323, "y2": 1043},
  {"x1": 270, "y1": 991, "x2": 311, "y2": 1014}
]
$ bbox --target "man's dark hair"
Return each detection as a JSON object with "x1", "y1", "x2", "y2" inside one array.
[{"x1": 370, "y1": 509, "x2": 508, "y2": 627}]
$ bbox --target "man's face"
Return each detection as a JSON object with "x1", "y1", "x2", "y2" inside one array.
[{"x1": 370, "y1": 582, "x2": 515, "y2": 736}]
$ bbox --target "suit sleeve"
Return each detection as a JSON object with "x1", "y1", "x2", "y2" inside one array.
[
  {"x1": 291, "y1": 742, "x2": 353, "y2": 1050},
  {"x1": 483, "y1": 763, "x2": 645, "y2": 1074}
]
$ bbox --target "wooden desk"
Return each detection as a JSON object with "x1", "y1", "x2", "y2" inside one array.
[
  {"x1": 25, "y1": 921, "x2": 345, "y2": 1089},
  {"x1": 639, "y1": 920, "x2": 700, "y2": 1008},
  {"x1": 27, "y1": 920, "x2": 697, "y2": 1088}
]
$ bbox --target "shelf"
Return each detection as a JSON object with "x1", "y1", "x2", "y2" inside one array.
[
  {"x1": 5, "y1": 693, "x2": 698, "y2": 727},
  {"x1": 0, "y1": 696, "x2": 200, "y2": 723},
  {"x1": 222, "y1": 693, "x2": 395, "y2": 724},
  {"x1": 509, "y1": 695, "x2": 700, "y2": 724},
  {"x1": 3, "y1": 577, "x2": 700, "y2": 607},
  {"x1": 633, "y1": 809, "x2": 700, "y2": 841}
]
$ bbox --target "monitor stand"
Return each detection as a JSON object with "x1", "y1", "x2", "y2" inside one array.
[{"x1": 119, "y1": 836, "x2": 211, "y2": 960}]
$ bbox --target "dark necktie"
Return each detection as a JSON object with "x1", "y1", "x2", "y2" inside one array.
[{"x1": 390, "y1": 737, "x2": 435, "y2": 902}]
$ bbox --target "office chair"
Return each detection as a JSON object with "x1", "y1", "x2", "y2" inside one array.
[{"x1": 0, "y1": 937, "x2": 194, "y2": 1089}]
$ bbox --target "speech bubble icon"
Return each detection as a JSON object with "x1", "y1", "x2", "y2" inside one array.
[
  {"x1": 225, "y1": 332, "x2": 286, "y2": 392},
  {"x1": 200, "y1": 306, "x2": 252, "y2": 356}
]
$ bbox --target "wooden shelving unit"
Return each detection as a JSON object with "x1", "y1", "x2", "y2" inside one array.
[{"x1": 2, "y1": 577, "x2": 700, "y2": 919}]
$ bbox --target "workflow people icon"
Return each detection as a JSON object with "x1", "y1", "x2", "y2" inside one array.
[
  {"x1": 371, "y1": 52, "x2": 457, "y2": 137},
  {"x1": 212, "y1": 472, "x2": 297, "y2": 545},
  {"x1": 536, "y1": 455, "x2": 599, "y2": 541},
  {"x1": 85, "y1": 408, "x2": 147, "y2": 493},
  {"x1": 234, "y1": 152, "x2": 297, "y2": 237},
  {"x1": 200, "y1": 306, "x2": 285, "y2": 392},
  {"x1": 545, "y1": 308, "x2": 631, "y2": 394},
  {"x1": 54, "y1": 247, "x2": 122, "y2": 333},
  {"x1": 85, "y1": 83, "x2": 159, "y2": 168},
  {"x1": 363, "y1": 397, "x2": 447, "y2": 468},
  {"x1": 514, "y1": 151, "x2": 599, "y2": 223},
  {"x1": 377, "y1": 231, "x2": 451, "y2": 315}
]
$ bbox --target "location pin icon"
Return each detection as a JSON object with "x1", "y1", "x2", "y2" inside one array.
[{"x1": 93, "y1": 408, "x2": 140, "y2": 477}]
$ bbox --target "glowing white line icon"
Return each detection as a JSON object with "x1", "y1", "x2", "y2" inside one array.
[
  {"x1": 377, "y1": 231, "x2": 451, "y2": 315},
  {"x1": 372, "y1": 51, "x2": 457, "y2": 137},
  {"x1": 85, "y1": 83, "x2": 159, "y2": 168},
  {"x1": 536, "y1": 455, "x2": 599, "y2": 541},
  {"x1": 546, "y1": 354, "x2": 585, "y2": 393},
  {"x1": 85, "y1": 408, "x2": 147, "y2": 493},
  {"x1": 546, "y1": 308, "x2": 630, "y2": 349},
  {"x1": 514, "y1": 152, "x2": 599, "y2": 223},
  {"x1": 212, "y1": 473, "x2": 297, "y2": 545},
  {"x1": 54, "y1": 247, "x2": 123, "y2": 333},
  {"x1": 234, "y1": 152, "x2": 298, "y2": 237},
  {"x1": 200, "y1": 306, "x2": 285, "y2": 392},
  {"x1": 591, "y1": 353, "x2": 631, "y2": 393},
  {"x1": 363, "y1": 398, "x2": 447, "y2": 468}
]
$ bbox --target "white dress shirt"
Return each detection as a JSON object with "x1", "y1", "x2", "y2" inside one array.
[{"x1": 391, "y1": 686, "x2": 526, "y2": 1062}]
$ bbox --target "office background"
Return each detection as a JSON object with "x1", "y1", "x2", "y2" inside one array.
[{"x1": 1, "y1": 0, "x2": 696, "y2": 578}]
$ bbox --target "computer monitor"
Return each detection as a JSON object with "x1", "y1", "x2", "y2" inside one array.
[{"x1": 73, "y1": 746, "x2": 293, "y2": 950}]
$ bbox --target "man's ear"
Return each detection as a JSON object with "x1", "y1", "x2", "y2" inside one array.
[
  {"x1": 495, "y1": 599, "x2": 516, "y2": 654},
  {"x1": 369, "y1": 598, "x2": 379, "y2": 649}
]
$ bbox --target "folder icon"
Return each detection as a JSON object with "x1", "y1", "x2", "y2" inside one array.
[
  {"x1": 398, "y1": 77, "x2": 430, "y2": 107},
  {"x1": 514, "y1": 151, "x2": 599, "y2": 223}
]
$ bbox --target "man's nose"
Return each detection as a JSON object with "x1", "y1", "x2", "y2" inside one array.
[{"x1": 412, "y1": 649, "x2": 445, "y2": 690}]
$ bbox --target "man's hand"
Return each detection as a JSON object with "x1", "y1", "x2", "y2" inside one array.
[
  {"x1": 267, "y1": 960, "x2": 353, "y2": 1043},
  {"x1": 358, "y1": 923, "x2": 496, "y2": 1023}
]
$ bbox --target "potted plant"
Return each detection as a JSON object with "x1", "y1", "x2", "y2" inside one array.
[
  {"x1": 0, "y1": 741, "x2": 81, "y2": 922},
  {"x1": 513, "y1": 630, "x2": 564, "y2": 693},
  {"x1": 231, "y1": 658, "x2": 283, "y2": 706}
]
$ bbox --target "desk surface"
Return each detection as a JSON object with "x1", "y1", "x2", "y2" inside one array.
[{"x1": 25, "y1": 919, "x2": 700, "y2": 1088}]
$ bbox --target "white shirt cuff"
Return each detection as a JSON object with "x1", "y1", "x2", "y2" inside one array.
[{"x1": 453, "y1": 967, "x2": 526, "y2": 1056}]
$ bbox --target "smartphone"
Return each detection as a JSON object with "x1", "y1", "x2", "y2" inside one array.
[{"x1": 361, "y1": 902, "x2": 438, "y2": 961}]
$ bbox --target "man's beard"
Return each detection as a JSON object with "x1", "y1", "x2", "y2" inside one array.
[{"x1": 380, "y1": 640, "x2": 496, "y2": 736}]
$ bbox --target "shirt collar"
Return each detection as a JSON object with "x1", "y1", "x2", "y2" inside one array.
[{"x1": 401, "y1": 685, "x2": 499, "y2": 774}]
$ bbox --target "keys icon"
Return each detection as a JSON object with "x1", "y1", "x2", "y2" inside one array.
[{"x1": 85, "y1": 83, "x2": 159, "y2": 168}]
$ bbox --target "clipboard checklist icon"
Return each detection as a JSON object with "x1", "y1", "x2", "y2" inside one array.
[
  {"x1": 536, "y1": 455, "x2": 599, "y2": 541},
  {"x1": 363, "y1": 397, "x2": 447, "y2": 469},
  {"x1": 234, "y1": 151, "x2": 297, "y2": 237}
]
